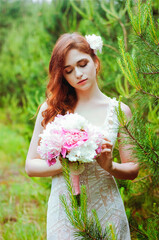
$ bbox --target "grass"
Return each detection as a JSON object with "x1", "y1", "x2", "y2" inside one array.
[{"x1": 0, "y1": 119, "x2": 51, "y2": 240}]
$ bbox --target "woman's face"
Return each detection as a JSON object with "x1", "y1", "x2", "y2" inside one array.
[{"x1": 63, "y1": 49, "x2": 97, "y2": 91}]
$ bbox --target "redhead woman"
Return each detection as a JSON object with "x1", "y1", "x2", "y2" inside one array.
[{"x1": 25, "y1": 33, "x2": 139, "y2": 240}]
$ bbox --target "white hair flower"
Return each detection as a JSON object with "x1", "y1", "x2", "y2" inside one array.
[{"x1": 85, "y1": 34, "x2": 103, "y2": 54}]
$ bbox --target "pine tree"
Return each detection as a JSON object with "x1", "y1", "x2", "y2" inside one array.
[{"x1": 117, "y1": 0, "x2": 159, "y2": 239}]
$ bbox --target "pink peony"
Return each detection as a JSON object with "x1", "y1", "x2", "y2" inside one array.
[
  {"x1": 61, "y1": 129, "x2": 88, "y2": 158},
  {"x1": 95, "y1": 146, "x2": 102, "y2": 155},
  {"x1": 47, "y1": 157, "x2": 56, "y2": 166}
]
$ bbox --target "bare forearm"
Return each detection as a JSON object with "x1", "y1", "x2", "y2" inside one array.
[
  {"x1": 25, "y1": 159, "x2": 63, "y2": 177},
  {"x1": 109, "y1": 162, "x2": 139, "y2": 180}
]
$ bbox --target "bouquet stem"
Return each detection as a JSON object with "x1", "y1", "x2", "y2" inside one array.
[{"x1": 71, "y1": 174, "x2": 80, "y2": 195}]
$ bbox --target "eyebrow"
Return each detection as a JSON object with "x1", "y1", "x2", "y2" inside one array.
[{"x1": 64, "y1": 58, "x2": 88, "y2": 69}]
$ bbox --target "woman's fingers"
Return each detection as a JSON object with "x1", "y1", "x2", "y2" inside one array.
[
  {"x1": 103, "y1": 137, "x2": 111, "y2": 142},
  {"x1": 102, "y1": 142, "x2": 113, "y2": 150},
  {"x1": 103, "y1": 141, "x2": 113, "y2": 146},
  {"x1": 101, "y1": 148, "x2": 111, "y2": 153},
  {"x1": 101, "y1": 138, "x2": 113, "y2": 154},
  {"x1": 103, "y1": 138, "x2": 113, "y2": 145}
]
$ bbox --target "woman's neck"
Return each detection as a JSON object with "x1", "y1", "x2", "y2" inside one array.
[{"x1": 75, "y1": 81, "x2": 104, "y2": 103}]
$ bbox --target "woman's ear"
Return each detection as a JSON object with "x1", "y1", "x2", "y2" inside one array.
[
  {"x1": 94, "y1": 58, "x2": 98, "y2": 69},
  {"x1": 93, "y1": 55, "x2": 100, "y2": 73},
  {"x1": 94, "y1": 59, "x2": 100, "y2": 73}
]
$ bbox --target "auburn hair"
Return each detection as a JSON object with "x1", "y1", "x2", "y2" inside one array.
[{"x1": 42, "y1": 33, "x2": 100, "y2": 127}]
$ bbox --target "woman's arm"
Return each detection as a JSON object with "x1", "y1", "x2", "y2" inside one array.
[
  {"x1": 25, "y1": 102, "x2": 62, "y2": 177},
  {"x1": 97, "y1": 102, "x2": 139, "y2": 180}
]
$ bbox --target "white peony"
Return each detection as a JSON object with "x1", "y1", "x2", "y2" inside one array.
[
  {"x1": 54, "y1": 112, "x2": 88, "y2": 130},
  {"x1": 38, "y1": 112, "x2": 105, "y2": 166},
  {"x1": 85, "y1": 34, "x2": 103, "y2": 54}
]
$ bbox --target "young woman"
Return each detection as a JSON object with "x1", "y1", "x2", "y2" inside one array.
[{"x1": 25, "y1": 33, "x2": 139, "y2": 240}]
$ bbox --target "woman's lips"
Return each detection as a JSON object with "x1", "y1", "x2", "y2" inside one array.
[{"x1": 77, "y1": 79, "x2": 87, "y2": 84}]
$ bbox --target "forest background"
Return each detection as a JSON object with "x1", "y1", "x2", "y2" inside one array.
[{"x1": 0, "y1": 0, "x2": 158, "y2": 239}]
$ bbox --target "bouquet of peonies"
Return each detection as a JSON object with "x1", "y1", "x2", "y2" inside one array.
[{"x1": 37, "y1": 112, "x2": 105, "y2": 195}]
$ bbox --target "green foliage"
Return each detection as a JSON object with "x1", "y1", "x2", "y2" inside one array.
[
  {"x1": 0, "y1": 0, "x2": 33, "y2": 50},
  {"x1": 118, "y1": 109, "x2": 159, "y2": 180},
  {"x1": 0, "y1": 14, "x2": 50, "y2": 103},
  {"x1": 0, "y1": 0, "x2": 132, "y2": 109},
  {"x1": 116, "y1": 1, "x2": 159, "y2": 238},
  {"x1": 115, "y1": 74, "x2": 136, "y2": 98},
  {"x1": 60, "y1": 158, "x2": 116, "y2": 240},
  {"x1": 118, "y1": 37, "x2": 141, "y2": 90},
  {"x1": 127, "y1": 0, "x2": 150, "y2": 36},
  {"x1": 0, "y1": 0, "x2": 159, "y2": 239},
  {"x1": 116, "y1": 0, "x2": 159, "y2": 101}
]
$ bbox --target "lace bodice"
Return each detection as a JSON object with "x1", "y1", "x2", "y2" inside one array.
[
  {"x1": 101, "y1": 97, "x2": 119, "y2": 145},
  {"x1": 47, "y1": 97, "x2": 131, "y2": 240}
]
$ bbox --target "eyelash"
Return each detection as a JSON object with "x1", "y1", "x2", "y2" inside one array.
[
  {"x1": 80, "y1": 62, "x2": 87, "y2": 68},
  {"x1": 66, "y1": 70, "x2": 73, "y2": 74},
  {"x1": 65, "y1": 62, "x2": 88, "y2": 74}
]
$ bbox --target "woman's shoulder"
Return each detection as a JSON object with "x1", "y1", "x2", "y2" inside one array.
[
  {"x1": 35, "y1": 101, "x2": 48, "y2": 125},
  {"x1": 120, "y1": 101, "x2": 132, "y2": 119},
  {"x1": 39, "y1": 101, "x2": 48, "y2": 112},
  {"x1": 106, "y1": 96, "x2": 132, "y2": 119}
]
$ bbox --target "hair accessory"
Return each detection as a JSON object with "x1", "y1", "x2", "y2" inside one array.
[{"x1": 85, "y1": 34, "x2": 103, "y2": 54}]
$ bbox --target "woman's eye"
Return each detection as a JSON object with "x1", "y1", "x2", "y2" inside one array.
[
  {"x1": 79, "y1": 62, "x2": 88, "y2": 68},
  {"x1": 80, "y1": 63, "x2": 87, "y2": 67},
  {"x1": 65, "y1": 69, "x2": 73, "y2": 74}
]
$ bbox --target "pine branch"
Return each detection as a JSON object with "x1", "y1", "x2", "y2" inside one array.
[
  {"x1": 61, "y1": 158, "x2": 78, "y2": 210},
  {"x1": 117, "y1": 58, "x2": 133, "y2": 87},
  {"x1": 140, "y1": 35, "x2": 159, "y2": 56},
  {"x1": 74, "y1": 225, "x2": 100, "y2": 240},
  {"x1": 92, "y1": 209, "x2": 102, "y2": 236},
  {"x1": 118, "y1": 38, "x2": 141, "y2": 91},
  {"x1": 148, "y1": 3, "x2": 159, "y2": 45},
  {"x1": 123, "y1": 124, "x2": 159, "y2": 166},
  {"x1": 127, "y1": 0, "x2": 159, "y2": 54},
  {"x1": 60, "y1": 158, "x2": 112, "y2": 239},
  {"x1": 139, "y1": 89, "x2": 159, "y2": 99},
  {"x1": 70, "y1": 0, "x2": 87, "y2": 19},
  {"x1": 109, "y1": 224, "x2": 117, "y2": 240},
  {"x1": 137, "y1": 0, "x2": 142, "y2": 35},
  {"x1": 126, "y1": 54, "x2": 141, "y2": 89},
  {"x1": 133, "y1": 174, "x2": 150, "y2": 183},
  {"x1": 103, "y1": 44, "x2": 119, "y2": 54},
  {"x1": 139, "y1": 71, "x2": 159, "y2": 75},
  {"x1": 126, "y1": 0, "x2": 149, "y2": 35},
  {"x1": 117, "y1": 101, "x2": 159, "y2": 164},
  {"x1": 59, "y1": 195, "x2": 78, "y2": 228},
  {"x1": 60, "y1": 158, "x2": 85, "y2": 230},
  {"x1": 119, "y1": 19, "x2": 128, "y2": 51},
  {"x1": 80, "y1": 185, "x2": 88, "y2": 225},
  {"x1": 130, "y1": 224, "x2": 148, "y2": 239}
]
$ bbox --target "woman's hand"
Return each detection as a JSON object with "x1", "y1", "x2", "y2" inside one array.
[{"x1": 96, "y1": 138, "x2": 114, "y2": 173}]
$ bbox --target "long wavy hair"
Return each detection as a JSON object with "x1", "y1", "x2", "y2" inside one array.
[{"x1": 42, "y1": 33, "x2": 100, "y2": 127}]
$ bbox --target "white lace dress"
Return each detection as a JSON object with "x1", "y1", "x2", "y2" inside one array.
[{"x1": 47, "y1": 98, "x2": 131, "y2": 240}]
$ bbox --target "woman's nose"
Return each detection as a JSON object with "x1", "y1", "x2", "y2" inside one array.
[{"x1": 75, "y1": 67, "x2": 83, "y2": 78}]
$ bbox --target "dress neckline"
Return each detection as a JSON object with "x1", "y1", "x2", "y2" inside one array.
[{"x1": 74, "y1": 97, "x2": 117, "y2": 129}]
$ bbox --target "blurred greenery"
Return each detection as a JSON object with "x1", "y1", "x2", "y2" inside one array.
[{"x1": 0, "y1": 0, "x2": 158, "y2": 239}]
